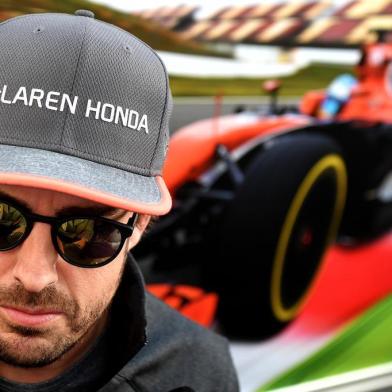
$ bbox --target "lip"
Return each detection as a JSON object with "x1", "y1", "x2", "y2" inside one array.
[{"x1": 0, "y1": 306, "x2": 63, "y2": 327}]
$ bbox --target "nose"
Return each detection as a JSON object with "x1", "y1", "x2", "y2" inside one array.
[{"x1": 12, "y1": 222, "x2": 59, "y2": 292}]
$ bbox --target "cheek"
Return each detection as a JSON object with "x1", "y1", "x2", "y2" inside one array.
[
  {"x1": 57, "y1": 256, "x2": 125, "y2": 310},
  {"x1": 0, "y1": 251, "x2": 21, "y2": 279}
]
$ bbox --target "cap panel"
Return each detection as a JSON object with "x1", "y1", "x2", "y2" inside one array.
[
  {"x1": 0, "y1": 11, "x2": 173, "y2": 215},
  {"x1": 0, "y1": 14, "x2": 84, "y2": 148},
  {"x1": 61, "y1": 17, "x2": 168, "y2": 175}
]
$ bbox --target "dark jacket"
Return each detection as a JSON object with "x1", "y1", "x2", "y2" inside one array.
[{"x1": 97, "y1": 254, "x2": 239, "y2": 392}]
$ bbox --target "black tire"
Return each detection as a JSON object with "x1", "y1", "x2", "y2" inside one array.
[{"x1": 214, "y1": 133, "x2": 347, "y2": 340}]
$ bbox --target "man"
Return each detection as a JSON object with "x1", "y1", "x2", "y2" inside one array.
[{"x1": 0, "y1": 9, "x2": 239, "y2": 392}]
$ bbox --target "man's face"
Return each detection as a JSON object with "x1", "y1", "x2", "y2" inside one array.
[{"x1": 0, "y1": 184, "x2": 137, "y2": 369}]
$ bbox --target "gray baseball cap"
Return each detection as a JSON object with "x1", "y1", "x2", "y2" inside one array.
[{"x1": 0, "y1": 9, "x2": 172, "y2": 215}]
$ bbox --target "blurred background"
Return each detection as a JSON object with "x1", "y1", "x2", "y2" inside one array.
[
  {"x1": 1, "y1": 0, "x2": 383, "y2": 129},
  {"x1": 3, "y1": 1, "x2": 392, "y2": 392}
]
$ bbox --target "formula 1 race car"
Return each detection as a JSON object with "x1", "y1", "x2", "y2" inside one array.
[{"x1": 135, "y1": 33, "x2": 392, "y2": 340}]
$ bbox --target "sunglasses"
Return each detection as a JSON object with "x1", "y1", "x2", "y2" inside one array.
[{"x1": 0, "y1": 199, "x2": 137, "y2": 268}]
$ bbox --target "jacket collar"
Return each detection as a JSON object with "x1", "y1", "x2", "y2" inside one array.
[{"x1": 106, "y1": 253, "x2": 147, "y2": 370}]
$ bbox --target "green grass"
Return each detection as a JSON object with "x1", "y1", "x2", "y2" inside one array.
[
  {"x1": 259, "y1": 294, "x2": 392, "y2": 391},
  {"x1": 170, "y1": 64, "x2": 354, "y2": 97}
]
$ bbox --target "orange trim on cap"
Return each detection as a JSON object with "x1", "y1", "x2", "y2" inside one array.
[{"x1": 0, "y1": 172, "x2": 172, "y2": 215}]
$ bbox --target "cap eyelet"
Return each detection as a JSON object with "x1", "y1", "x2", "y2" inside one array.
[
  {"x1": 33, "y1": 26, "x2": 45, "y2": 34},
  {"x1": 123, "y1": 44, "x2": 133, "y2": 53}
]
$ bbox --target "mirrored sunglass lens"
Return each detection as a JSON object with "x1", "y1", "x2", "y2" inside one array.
[
  {"x1": 0, "y1": 202, "x2": 27, "y2": 249},
  {"x1": 57, "y1": 218, "x2": 122, "y2": 266}
]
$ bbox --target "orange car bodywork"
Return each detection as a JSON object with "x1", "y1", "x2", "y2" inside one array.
[
  {"x1": 163, "y1": 114, "x2": 311, "y2": 194},
  {"x1": 164, "y1": 42, "x2": 392, "y2": 195},
  {"x1": 340, "y1": 43, "x2": 392, "y2": 122},
  {"x1": 148, "y1": 284, "x2": 218, "y2": 327},
  {"x1": 149, "y1": 41, "x2": 392, "y2": 331},
  {"x1": 301, "y1": 43, "x2": 392, "y2": 122}
]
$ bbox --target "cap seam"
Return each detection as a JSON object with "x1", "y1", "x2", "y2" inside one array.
[
  {"x1": 0, "y1": 12, "x2": 166, "y2": 67},
  {"x1": 95, "y1": 17, "x2": 170, "y2": 172},
  {"x1": 58, "y1": 16, "x2": 88, "y2": 147},
  {"x1": 95, "y1": 17, "x2": 165, "y2": 68},
  {"x1": 0, "y1": 138, "x2": 160, "y2": 176},
  {"x1": 149, "y1": 53, "x2": 169, "y2": 171}
]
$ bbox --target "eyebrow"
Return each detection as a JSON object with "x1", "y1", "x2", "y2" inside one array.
[{"x1": 0, "y1": 190, "x2": 126, "y2": 219}]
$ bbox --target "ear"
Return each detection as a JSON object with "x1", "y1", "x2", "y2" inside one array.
[{"x1": 126, "y1": 214, "x2": 151, "y2": 251}]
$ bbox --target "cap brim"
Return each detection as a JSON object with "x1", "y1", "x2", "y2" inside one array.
[{"x1": 0, "y1": 145, "x2": 172, "y2": 215}]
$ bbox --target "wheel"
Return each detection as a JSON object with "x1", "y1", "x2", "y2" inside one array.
[{"x1": 213, "y1": 133, "x2": 347, "y2": 339}]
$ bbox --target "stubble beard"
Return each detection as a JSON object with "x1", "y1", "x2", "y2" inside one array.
[{"x1": 0, "y1": 283, "x2": 112, "y2": 368}]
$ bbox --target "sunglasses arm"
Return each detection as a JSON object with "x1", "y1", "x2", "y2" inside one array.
[{"x1": 127, "y1": 213, "x2": 138, "y2": 229}]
